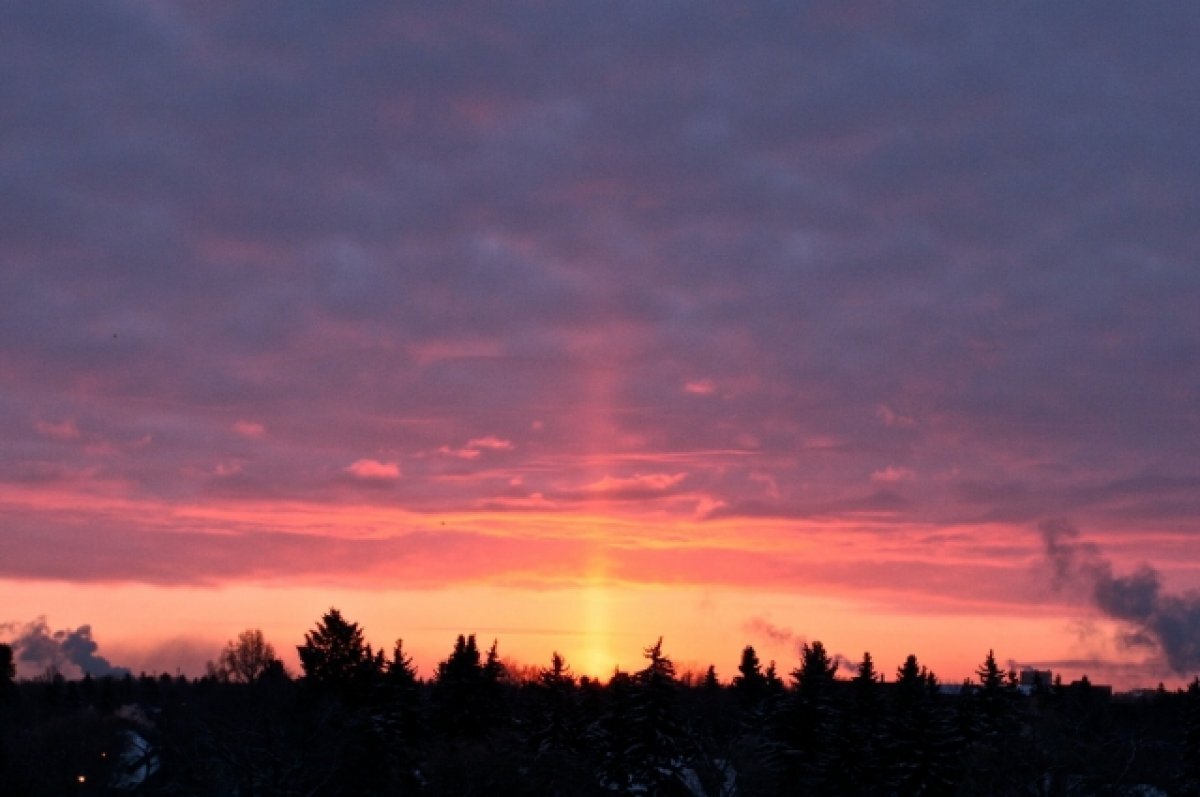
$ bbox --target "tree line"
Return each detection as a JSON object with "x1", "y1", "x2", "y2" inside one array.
[{"x1": 3, "y1": 607, "x2": 1200, "y2": 795}]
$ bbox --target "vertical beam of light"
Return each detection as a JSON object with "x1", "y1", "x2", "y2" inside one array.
[
  {"x1": 580, "y1": 558, "x2": 614, "y2": 677},
  {"x1": 575, "y1": 339, "x2": 620, "y2": 677}
]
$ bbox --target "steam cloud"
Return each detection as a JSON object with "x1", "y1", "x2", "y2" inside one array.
[
  {"x1": 0, "y1": 617, "x2": 130, "y2": 678},
  {"x1": 743, "y1": 616, "x2": 798, "y2": 648},
  {"x1": 1041, "y1": 519, "x2": 1200, "y2": 675}
]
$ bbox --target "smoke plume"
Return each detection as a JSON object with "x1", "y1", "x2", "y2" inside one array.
[
  {"x1": 1040, "y1": 519, "x2": 1200, "y2": 675},
  {"x1": 0, "y1": 617, "x2": 130, "y2": 678}
]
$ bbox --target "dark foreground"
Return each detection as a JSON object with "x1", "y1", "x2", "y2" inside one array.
[{"x1": 2, "y1": 621, "x2": 1198, "y2": 795}]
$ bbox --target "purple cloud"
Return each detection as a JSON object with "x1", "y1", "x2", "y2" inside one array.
[{"x1": 0, "y1": 1, "x2": 1196, "y2": 631}]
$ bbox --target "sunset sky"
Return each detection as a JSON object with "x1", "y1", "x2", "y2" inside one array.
[{"x1": 3, "y1": 2, "x2": 1199, "y2": 689}]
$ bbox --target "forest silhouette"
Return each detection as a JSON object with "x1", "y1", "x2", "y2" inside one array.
[{"x1": 2, "y1": 607, "x2": 1199, "y2": 795}]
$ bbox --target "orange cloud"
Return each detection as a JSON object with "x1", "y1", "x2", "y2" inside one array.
[
  {"x1": 345, "y1": 459, "x2": 401, "y2": 480},
  {"x1": 582, "y1": 473, "x2": 687, "y2": 497}
]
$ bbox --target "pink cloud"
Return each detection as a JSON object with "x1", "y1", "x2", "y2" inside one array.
[
  {"x1": 436, "y1": 436, "x2": 515, "y2": 459},
  {"x1": 466, "y1": 435, "x2": 514, "y2": 451},
  {"x1": 876, "y1": 405, "x2": 915, "y2": 428},
  {"x1": 437, "y1": 446, "x2": 481, "y2": 460},
  {"x1": 872, "y1": 466, "x2": 914, "y2": 483},
  {"x1": 584, "y1": 472, "x2": 687, "y2": 495},
  {"x1": 743, "y1": 616, "x2": 798, "y2": 647},
  {"x1": 232, "y1": 420, "x2": 266, "y2": 439},
  {"x1": 409, "y1": 339, "x2": 503, "y2": 366},
  {"x1": 345, "y1": 459, "x2": 401, "y2": 480},
  {"x1": 35, "y1": 419, "x2": 81, "y2": 441},
  {"x1": 684, "y1": 379, "x2": 716, "y2": 395}
]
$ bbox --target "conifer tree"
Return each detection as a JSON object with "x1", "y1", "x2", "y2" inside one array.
[
  {"x1": 433, "y1": 634, "x2": 507, "y2": 739},
  {"x1": 0, "y1": 643, "x2": 13, "y2": 690},
  {"x1": 732, "y1": 645, "x2": 767, "y2": 706},
  {"x1": 1182, "y1": 677, "x2": 1200, "y2": 787},
  {"x1": 530, "y1": 652, "x2": 580, "y2": 756},
  {"x1": 296, "y1": 608, "x2": 375, "y2": 699},
  {"x1": 886, "y1": 654, "x2": 958, "y2": 794},
  {"x1": 386, "y1": 638, "x2": 418, "y2": 688},
  {"x1": 606, "y1": 638, "x2": 689, "y2": 794},
  {"x1": 383, "y1": 638, "x2": 423, "y2": 737},
  {"x1": 792, "y1": 640, "x2": 839, "y2": 696},
  {"x1": 826, "y1": 651, "x2": 886, "y2": 794},
  {"x1": 770, "y1": 641, "x2": 841, "y2": 791}
]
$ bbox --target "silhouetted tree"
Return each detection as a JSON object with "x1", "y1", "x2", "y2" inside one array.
[
  {"x1": 769, "y1": 641, "x2": 842, "y2": 791},
  {"x1": 209, "y1": 628, "x2": 282, "y2": 684},
  {"x1": 886, "y1": 654, "x2": 958, "y2": 794},
  {"x1": 826, "y1": 651, "x2": 887, "y2": 794},
  {"x1": 597, "y1": 639, "x2": 692, "y2": 794},
  {"x1": 297, "y1": 608, "x2": 377, "y2": 700},
  {"x1": 973, "y1": 648, "x2": 1016, "y2": 737},
  {"x1": 792, "y1": 640, "x2": 838, "y2": 696},
  {"x1": 1181, "y1": 677, "x2": 1200, "y2": 789},
  {"x1": 385, "y1": 638, "x2": 418, "y2": 688},
  {"x1": 0, "y1": 643, "x2": 13, "y2": 690},
  {"x1": 433, "y1": 634, "x2": 506, "y2": 740},
  {"x1": 521, "y1": 651, "x2": 593, "y2": 793},
  {"x1": 702, "y1": 664, "x2": 720, "y2": 691},
  {"x1": 763, "y1": 659, "x2": 785, "y2": 695},
  {"x1": 732, "y1": 645, "x2": 767, "y2": 706},
  {"x1": 531, "y1": 651, "x2": 579, "y2": 753},
  {"x1": 957, "y1": 649, "x2": 1026, "y2": 794}
]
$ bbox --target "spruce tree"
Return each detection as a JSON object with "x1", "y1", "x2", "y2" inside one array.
[
  {"x1": 1182, "y1": 677, "x2": 1200, "y2": 788},
  {"x1": 296, "y1": 608, "x2": 376, "y2": 700},
  {"x1": 886, "y1": 654, "x2": 958, "y2": 794},
  {"x1": 826, "y1": 651, "x2": 886, "y2": 794},
  {"x1": 611, "y1": 638, "x2": 690, "y2": 794},
  {"x1": 769, "y1": 641, "x2": 841, "y2": 791},
  {"x1": 0, "y1": 643, "x2": 13, "y2": 690},
  {"x1": 732, "y1": 645, "x2": 767, "y2": 707}
]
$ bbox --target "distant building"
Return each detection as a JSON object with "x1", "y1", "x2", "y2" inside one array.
[
  {"x1": 1019, "y1": 668, "x2": 1052, "y2": 688},
  {"x1": 1017, "y1": 668, "x2": 1052, "y2": 695},
  {"x1": 1069, "y1": 678, "x2": 1113, "y2": 700}
]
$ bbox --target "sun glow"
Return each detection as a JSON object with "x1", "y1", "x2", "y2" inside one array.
[{"x1": 579, "y1": 566, "x2": 615, "y2": 677}]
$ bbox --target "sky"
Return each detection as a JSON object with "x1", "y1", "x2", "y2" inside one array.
[{"x1": 2, "y1": 1, "x2": 1199, "y2": 689}]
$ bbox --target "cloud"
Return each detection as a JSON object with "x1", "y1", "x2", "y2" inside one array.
[
  {"x1": 875, "y1": 405, "x2": 915, "y2": 428},
  {"x1": 465, "y1": 436, "x2": 514, "y2": 452},
  {"x1": 871, "y1": 466, "x2": 913, "y2": 483},
  {"x1": 0, "y1": 617, "x2": 130, "y2": 678},
  {"x1": 435, "y1": 436, "x2": 515, "y2": 460},
  {"x1": 574, "y1": 473, "x2": 689, "y2": 501},
  {"x1": 742, "y1": 617, "x2": 797, "y2": 649},
  {"x1": 1040, "y1": 519, "x2": 1200, "y2": 675},
  {"x1": 232, "y1": 420, "x2": 266, "y2": 439},
  {"x1": 0, "y1": 0, "x2": 1197, "y2": 666},
  {"x1": 35, "y1": 419, "x2": 82, "y2": 441},
  {"x1": 436, "y1": 446, "x2": 481, "y2": 460},
  {"x1": 345, "y1": 459, "x2": 401, "y2": 480}
]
